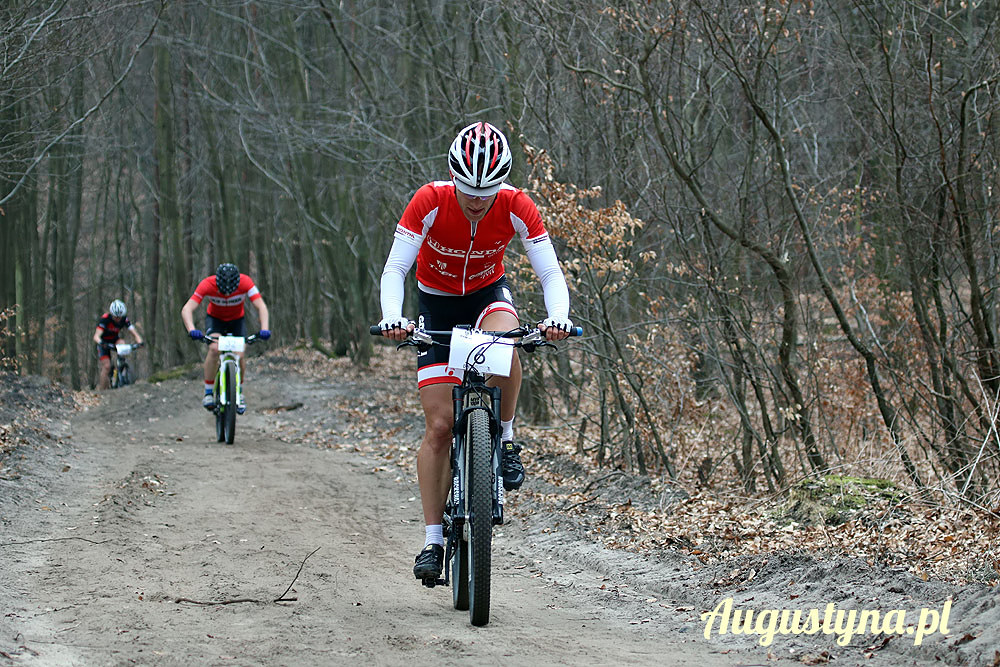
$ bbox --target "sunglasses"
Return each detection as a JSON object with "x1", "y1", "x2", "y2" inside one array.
[{"x1": 456, "y1": 189, "x2": 495, "y2": 201}]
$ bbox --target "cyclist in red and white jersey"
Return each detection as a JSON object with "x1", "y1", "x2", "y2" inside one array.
[
  {"x1": 181, "y1": 263, "x2": 270, "y2": 413},
  {"x1": 377, "y1": 121, "x2": 573, "y2": 582}
]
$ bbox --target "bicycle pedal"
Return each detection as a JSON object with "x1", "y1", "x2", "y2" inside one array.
[{"x1": 420, "y1": 577, "x2": 445, "y2": 588}]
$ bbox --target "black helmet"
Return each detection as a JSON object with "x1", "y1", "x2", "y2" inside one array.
[{"x1": 215, "y1": 263, "x2": 240, "y2": 295}]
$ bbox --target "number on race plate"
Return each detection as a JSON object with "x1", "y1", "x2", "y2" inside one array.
[
  {"x1": 217, "y1": 336, "x2": 245, "y2": 353},
  {"x1": 446, "y1": 328, "x2": 515, "y2": 377}
]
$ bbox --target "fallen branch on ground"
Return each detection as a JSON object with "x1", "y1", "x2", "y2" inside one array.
[
  {"x1": 0, "y1": 536, "x2": 110, "y2": 548},
  {"x1": 175, "y1": 547, "x2": 321, "y2": 606}
]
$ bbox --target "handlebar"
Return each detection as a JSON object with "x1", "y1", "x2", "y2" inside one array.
[
  {"x1": 100, "y1": 342, "x2": 144, "y2": 350},
  {"x1": 368, "y1": 324, "x2": 583, "y2": 338},
  {"x1": 193, "y1": 333, "x2": 263, "y2": 346},
  {"x1": 369, "y1": 323, "x2": 582, "y2": 354}
]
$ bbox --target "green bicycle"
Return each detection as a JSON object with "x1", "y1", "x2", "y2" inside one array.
[{"x1": 195, "y1": 333, "x2": 263, "y2": 444}]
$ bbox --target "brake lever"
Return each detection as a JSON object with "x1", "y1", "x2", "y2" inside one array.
[{"x1": 396, "y1": 339, "x2": 433, "y2": 352}]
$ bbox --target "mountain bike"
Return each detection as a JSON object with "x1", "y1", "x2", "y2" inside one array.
[
  {"x1": 195, "y1": 333, "x2": 262, "y2": 445},
  {"x1": 101, "y1": 342, "x2": 143, "y2": 388},
  {"x1": 371, "y1": 322, "x2": 581, "y2": 626}
]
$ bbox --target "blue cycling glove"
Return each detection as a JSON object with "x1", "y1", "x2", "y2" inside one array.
[
  {"x1": 189, "y1": 329, "x2": 204, "y2": 340},
  {"x1": 258, "y1": 329, "x2": 271, "y2": 340}
]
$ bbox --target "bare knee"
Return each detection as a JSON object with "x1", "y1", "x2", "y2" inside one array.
[{"x1": 424, "y1": 414, "x2": 452, "y2": 450}]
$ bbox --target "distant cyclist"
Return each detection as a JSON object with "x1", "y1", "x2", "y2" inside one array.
[
  {"x1": 377, "y1": 121, "x2": 573, "y2": 582},
  {"x1": 180, "y1": 263, "x2": 270, "y2": 414},
  {"x1": 93, "y1": 299, "x2": 144, "y2": 390}
]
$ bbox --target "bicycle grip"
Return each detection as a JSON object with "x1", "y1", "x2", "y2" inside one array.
[
  {"x1": 570, "y1": 326, "x2": 583, "y2": 337},
  {"x1": 370, "y1": 325, "x2": 383, "y2": 336}
]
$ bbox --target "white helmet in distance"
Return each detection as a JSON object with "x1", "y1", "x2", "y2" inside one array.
[{"x1": 109, "y1": 299, "x2": 127, "y2": 318}]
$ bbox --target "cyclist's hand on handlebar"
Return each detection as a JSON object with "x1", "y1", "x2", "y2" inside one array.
[
  {"x1": 189, "y1": 329, "x2": 204, "y2": 340},
  {"x1": 378, "y1": 317, "x2": 414, "y2": 341},
  {"x1": 258, "y1": 329, "x2": 271, "y2": 340},
  {"x1": 539, "y1": 317, "x2": 573, "y2": 342}
]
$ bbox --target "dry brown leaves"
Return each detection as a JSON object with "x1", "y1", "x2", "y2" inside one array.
[{"x1": 512, "y1": 421, "x2": 1000, "y2": 586}]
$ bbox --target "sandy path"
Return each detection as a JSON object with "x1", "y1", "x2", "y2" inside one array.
[
  {"x1": 1, "y1": 363, "x2": 994, "y2": 666},
  {"x1": 1, "y1": 371, "x2": 768, "y2": 666}
]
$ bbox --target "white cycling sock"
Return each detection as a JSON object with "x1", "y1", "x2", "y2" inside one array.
[
  {"x1": 424, "y1": 524, "x2": 444, "y2": 548},
  {"x1": 501, "y1": 418, "x2": 514, "y2": 442},
  {"x1": 204, "y1": 381, "x2": 213, "y2": 394}
]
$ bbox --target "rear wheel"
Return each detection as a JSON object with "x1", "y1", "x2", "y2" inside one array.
[
  {"x1": 467, "y1": 409, "x2": 493, "y2": 626},
  {"x1": 223, "y1": 364, "x2": 237, "y2": 444}
]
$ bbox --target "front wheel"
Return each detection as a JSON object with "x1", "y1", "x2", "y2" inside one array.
[
  {"x1": 467, "y1": 409, "x2": 493, "y2": 626},
  {"x1": 223, "y1": 364, "x2": 237, "y2": 444},
  {"x1": 118, "y1": 364, "x2": 132, "y2": 387}
]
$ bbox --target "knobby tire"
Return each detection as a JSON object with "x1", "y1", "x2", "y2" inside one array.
[
  {"x1": 224, "y1": 364, "x2": 237, "y2": 444},
  {"x1": 119, "y1": 364, "x2": 132, "y2": 387},
  {"x1": 467, "y1": 409, "x2": 493, "y2": 626}
]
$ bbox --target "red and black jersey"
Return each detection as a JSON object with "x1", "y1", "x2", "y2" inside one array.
[
  {"x1": 96, "y1": 313, "x2": 133, "y2": 344},
  {"x1": 189, "y1": 274, "x2": 261, "y2": 321}
]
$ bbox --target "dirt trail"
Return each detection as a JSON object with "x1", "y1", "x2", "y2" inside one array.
[{"x1": 0, "y1": 362, "x2": 996, "y2": 666}]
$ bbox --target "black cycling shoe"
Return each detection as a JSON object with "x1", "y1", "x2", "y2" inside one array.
[
  {"x1": 413, "y1": 544, "x2": 444, "y2": 581},
  {"x1": 502, "y1": 441, "x2": 525, "y2": 490}
]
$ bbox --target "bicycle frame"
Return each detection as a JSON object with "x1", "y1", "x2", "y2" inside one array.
[
  {"x1": 215, "y1": 350, "x2": 242, "y2": 410},
  {"x1": 200, "y1": 334, "x2": 255, "y2": 408}
]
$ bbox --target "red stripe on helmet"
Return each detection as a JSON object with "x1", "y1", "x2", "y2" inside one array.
[
  {"x1": 460, "y1": 122, "x2": 502, "y2": 178},
  {"x1": 484, "y1": 124, "x2": 499, "y2": 169}
]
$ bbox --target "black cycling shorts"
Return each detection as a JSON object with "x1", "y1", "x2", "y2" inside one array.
[
  {"x1": 96, "y1": 342, "x2": 118, "y2": 360},
  {"x1": 205, "y1": 315, "x2": 246, "y2": 337},
  {"x1": 415, "y1": 276, "x2": 518, "y2": 388}
]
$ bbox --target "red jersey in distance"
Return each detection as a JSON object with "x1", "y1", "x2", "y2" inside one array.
[{"x1": 190, "y1": 274, "x2": 261, "y2": 321}]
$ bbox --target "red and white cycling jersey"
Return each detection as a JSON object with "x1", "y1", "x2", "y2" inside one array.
[
  {"x1": 394, "y1": 181, "x2": 550, "y2": 295},
  {"x1": 190, "y1": 274, "x2": 261, "y2": 321}
]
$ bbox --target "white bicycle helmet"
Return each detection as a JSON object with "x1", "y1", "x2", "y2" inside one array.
[
  {"x1": 448, "y1": 121, "x2": 512, "y2": 197},
  {"x1": 109, "y1": 299, "x2": 127, "y2": 318}
]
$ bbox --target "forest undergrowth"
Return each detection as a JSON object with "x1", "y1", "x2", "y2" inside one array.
[{"x1": 255, "y1": 344, "x2": 1000, "y2": 588}]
